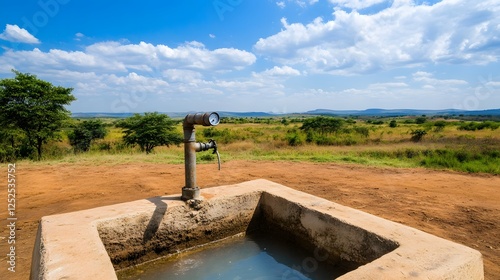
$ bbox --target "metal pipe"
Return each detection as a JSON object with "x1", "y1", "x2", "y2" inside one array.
[{"x1": 181, "y1": 112, "x2": 220, "y2": 201}]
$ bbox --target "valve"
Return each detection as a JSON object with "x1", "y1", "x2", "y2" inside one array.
[{"x1": 197, "y1": 139, "x2": 221, "y2": 170}]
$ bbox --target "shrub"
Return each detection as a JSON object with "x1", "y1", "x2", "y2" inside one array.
[
  {"x1": 285, "y1": 130, "x2": 305, "y2": 146},
  {"x1": 415, "y1": 117, "x2": 427, "y2": 124},
  {"x1": 354, "y1": 126, "x2": 370, "y2": 137},
  {"x1": 458, "y1": 121, "x2": 500, "y2": 131},
  {"x1": 199, "y1": 153, "x2": 215, "y2": 161},
  {"x1": 433, "y1": 121, "x2": 447, "y2": 132},
  {"x1": 68, "y1": 120, "x2": 107, "y2": 152},
  {"x1": 410, "y1": 129, "x2": 427, "y2": 142},
  {"x1": 301, "y1": 117, "x2": 344, "y2": 134}
]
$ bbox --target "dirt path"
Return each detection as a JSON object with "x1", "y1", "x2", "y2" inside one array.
[{"x1": 1, "y1": 161, "x2": 499, "y2": 279}]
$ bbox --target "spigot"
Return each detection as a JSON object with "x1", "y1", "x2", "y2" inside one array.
[
  {"x1": 182, "y1": 112, "x2": 220, "y2": 201},
  {"x1": 197, "y1": 139, "x2": 221, "y2": 170}
]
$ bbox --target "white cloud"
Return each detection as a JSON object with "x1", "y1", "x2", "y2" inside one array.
[
  {"x1": 329, "y1": 0, "x2": 388, "y2": 9},
  {"x1": 412, "y1": 71, "x2": 468, "y2": 86},
  {"x1": 75, "y1": 32, "x2": 85, "y2": 41},
  {"x1": 0, "y1": 41, "x2": 256, "y2": 74},
  {"x1": 485, "y1": 81, "x2": 500, "y2": 87},
  {"x1": 209, "y1": 34, "x2": 216, "y2": 39},
  {"x1": 276, "y1": 1, "x2": 286, "y2": 8},
  {"x1": 162, "y1": 69, "x2": 203, "y2": 82},
  {"x1": 261, "y1": 65, "x2": 301, "y2": 76},
  {"x1": 254, "y1": 0, "x2": 500, "y2": 75},
  {"x1": 0, "y1": 24, "x2": 40, "y2": 44},
  {"x1": 0, "y1": 39, "x2": 262, "y2": 112},
  {"x1": 368, "y1": 82, "x2": 408, "y2": 90}
]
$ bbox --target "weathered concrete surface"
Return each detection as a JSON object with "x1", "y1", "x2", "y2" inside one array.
[{"x1": 31, "y1": 179, "x2": 483, "y2": 279}]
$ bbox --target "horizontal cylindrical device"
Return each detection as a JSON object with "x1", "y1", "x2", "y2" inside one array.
[{"x1": 184, "y1": 112, "x2": 220, "y2": 127}]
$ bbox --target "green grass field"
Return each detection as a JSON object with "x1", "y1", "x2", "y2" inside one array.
[{"x1": 22, "y1": 116, "x2": 500, "y2": 175}]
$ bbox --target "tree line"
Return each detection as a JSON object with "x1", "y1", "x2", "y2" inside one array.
[{"x1": 0, "y1": 71, "x2": 180, "y2": 162}]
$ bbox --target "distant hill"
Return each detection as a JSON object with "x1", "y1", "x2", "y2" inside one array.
[
  {"x1": 305, "y1": 108, "x2": 500, "y2": 117},
  {"x1": 218, "y1": 111, "x2": 276, "y2": 117},
  {"x1": 72, "y1": 109, "x2": 500, "y2": 119},
  {"x1": 72, "y1": 112, "x2": 135, "y2": 118}
]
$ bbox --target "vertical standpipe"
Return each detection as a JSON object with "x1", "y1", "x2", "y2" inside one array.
[{"x1": 182, "y1": 112, "x2": 220, "y2": 201}]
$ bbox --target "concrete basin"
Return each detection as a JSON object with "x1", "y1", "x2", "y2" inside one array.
[{"x1": 31, "y1": 179, "x2": 483, "y2": 279}]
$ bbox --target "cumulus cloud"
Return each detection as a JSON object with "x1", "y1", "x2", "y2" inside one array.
[
  {"x1": 0, "y1": 41, "x2": 256, "y2": 75},
  {"x1": 254, "y1": 0, "x2": 500, "y2": 75},
  {"x1": 368, "y1": 82, "x2": 408, "y2": 90},
  {"x1": 0, "y1": 24, "x2": 40, "y2": 44},
  {"x1": 329, "y1": 0, "x2": 388, "y2": 9},
  {"x1": 276, "y1": 1, "x2": 286, "y2": 8},
  {"x1": 0, "y1": 39, "x2": 262, "y2": 111},
  {"x1": 261, "y1": 65, "x2": 301, "y2": 76},
  {"x1": 412, "y1": 71, "x2": 468, "y2": 86}
]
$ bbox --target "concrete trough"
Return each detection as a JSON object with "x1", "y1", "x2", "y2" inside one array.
[{"x1": 31, "y1": 179, "x2": 483, "y2": 279}]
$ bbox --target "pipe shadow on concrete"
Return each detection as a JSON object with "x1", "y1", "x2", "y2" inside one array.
[{"x1": 143, "y1": 196, "x2": 181, "y2": 243}]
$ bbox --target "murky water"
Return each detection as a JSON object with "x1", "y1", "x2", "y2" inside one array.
[{"x1": 119, "y1": 233, "x2": 351, "y2": 280}]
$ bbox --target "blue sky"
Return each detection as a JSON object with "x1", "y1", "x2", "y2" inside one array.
[{"x1": 0, "y1": 0, "x2": 499, "y2": 113}]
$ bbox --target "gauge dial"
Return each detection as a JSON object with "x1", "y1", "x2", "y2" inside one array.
[{"x1": 208, "y1": 112, "x2": 220, "y2": 126}]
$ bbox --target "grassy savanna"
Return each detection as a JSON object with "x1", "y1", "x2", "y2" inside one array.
[{"x1": 19, "y1": 115, "x2": 500, "y2": 174}]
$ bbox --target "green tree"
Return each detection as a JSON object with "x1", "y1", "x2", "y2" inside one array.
[
  {"x1": 389, "y1": 120, "x2": 398, "y2": 128},
  {"x1": 0, "y1": 125, "x2": 25, "y2": 162},
  {"x1": 410, "y1": 129, "x2": 427, "y2": 142},
  {"x1": 433, "y1": 120, "x2": 447, "y2": 132},
  {"x1": 415, "y1": 117, "x2": 427, "y2": 124},
  {"x1": 0, "y1": 70, "x2": 75, "y2": 160},
  {"x1": 116, "y1": 112, "x2": 182, "y2": 154},
  {"x1": 300, "y1": 117, "x2": 344, "y2": 134},
  {"x1": 68, "y1": 120, "x2": 107, "y2": 152}
]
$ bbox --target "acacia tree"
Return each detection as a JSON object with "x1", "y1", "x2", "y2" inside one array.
[
  {"x1": 116, "y1": 112, "x2": 182, "y2": 154},
  {"x1": 0, "y1": 70, "x2": 76, "y2": 160},
  {"x1": 68, "y1": 120, "x2": 107, "y2": 152},
  {"x1": 300, "y1": 116, "x2": 344, "y2": 134}
]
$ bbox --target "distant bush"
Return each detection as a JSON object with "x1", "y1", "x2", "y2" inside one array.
[
  {"x1": 354, "y1": 126, "x2": 370, "y2": 137},
  {"x1": 301, "y1": 117, "x2": 344, "y2": 134},
  {"x1": 458, "y1": 121, "x2": 500, "y2": 131},
  {"x1": 410, "y1": 129, "x2": 427, "y2": 142},
  {"x1": 433, "y1": 121, "x2": 447, "y2": 132},
  {"x1": 199, "y1": 153, "x2": 215, "y2": 161},
  {"x1": 367, "y1": 119, "x2": 384, "y2": 125},
  {"x1": 68, "y1": 120, "x2": 107, "y2": 152},
  {"x1": 285, "y1": 129, "x2": 305, "y2": 146},
  {"x1": 203, "y1": 127, "x2": 246, "y2": 144},
  {"x1": 420, "y1": 147, "x2": 500, "y2": 174},
  {"x1": 415, "y1": 117, "x2": 427, "y2": 124}
]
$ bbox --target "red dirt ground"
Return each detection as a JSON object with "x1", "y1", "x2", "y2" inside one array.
[{"x1": 1, "y1": 161, "x2": 499, "y2": 279}]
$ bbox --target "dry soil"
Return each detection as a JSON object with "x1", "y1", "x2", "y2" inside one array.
[{"x1": 1, "y1": 161, "x2": 499, "y2": 279}]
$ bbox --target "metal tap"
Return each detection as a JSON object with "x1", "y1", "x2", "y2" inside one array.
[{"x1": 181, "y1": 112, "x2": 221, "y2": 201}]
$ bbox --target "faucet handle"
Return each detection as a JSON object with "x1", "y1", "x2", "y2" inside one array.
[{"x1": 209, "y1": 139, "x2": 221, "y2": 171}]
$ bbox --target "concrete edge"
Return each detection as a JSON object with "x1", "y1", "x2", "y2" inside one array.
[{"x1": 31, "y1": 179, "x2": 484, "y2": 279}]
